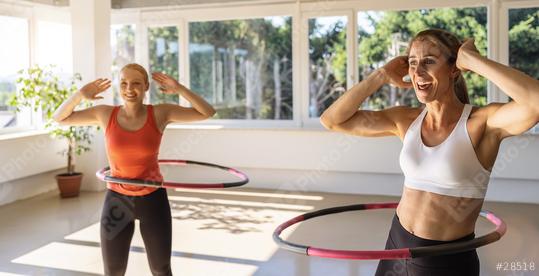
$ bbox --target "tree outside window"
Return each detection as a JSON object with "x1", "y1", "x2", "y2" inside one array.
[
  {"x1": 357, "y1": 7, "x2": 488, "y2": 110},
  {"x1": 189, "y1": 17, "x2": 293, "y2": 120},
  {"x1": 111, "y1": 24, "x2": 136, "y2": 105}
]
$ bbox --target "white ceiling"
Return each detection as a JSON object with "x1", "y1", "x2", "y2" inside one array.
[
  {"x1": 111, "y1": 0, "x2": 261, "y2": 9},
  {"x1": 25, "y1": 0, "x2": 300, "y2": 9}
]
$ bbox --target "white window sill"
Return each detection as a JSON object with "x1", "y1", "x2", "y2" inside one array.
[
  {"x1": 0, "y1": 129, "x2": 49, "y2": 141},
  {"x1": 166, "y1": 120, "x2": 328, "y2": 132}
]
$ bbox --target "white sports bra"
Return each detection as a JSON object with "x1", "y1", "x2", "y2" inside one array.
[{"x1": 399, "y1": 104, "x2": 491, "y2": 198}]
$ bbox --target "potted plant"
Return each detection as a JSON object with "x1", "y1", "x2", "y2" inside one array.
[{"x1": 8, "y1": 65, "x2": 95, "y2": 198}]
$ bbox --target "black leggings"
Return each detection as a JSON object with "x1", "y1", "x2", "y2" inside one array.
[
  {"x1": 375, "y1": 213, "x2": 479, "y2": 276},
  {"x1": 100, "y1": 189, "x2": 172, "y2": 276}
]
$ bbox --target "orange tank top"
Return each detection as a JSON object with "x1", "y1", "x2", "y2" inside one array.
[{"x1": 105, "y1": 105, "x2": 163, "y2": 196}]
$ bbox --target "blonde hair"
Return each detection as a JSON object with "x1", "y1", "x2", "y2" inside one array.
[
  {"x1": 407, "y1": 29, "x2": 469, "y2": 104},
  {"x1": 120, "y1": 63, "x2": 149, "y2": 90}
]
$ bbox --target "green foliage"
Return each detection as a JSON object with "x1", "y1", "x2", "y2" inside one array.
[
  {"x1": 8, "y1": 65, "x2": 94, "y2": 174},
  {"x1": 308, "y1": 18, "x2": 348, "y2": 117},
  {"x1": 0, "y1": 91, "x2": 15, "y2": 110},
  {"x1": 331, "y1": 30, "x2": 347, "y2": 84},
  {"x1": 187, "y1": 17, "x2": 293, "y2": 119},
  {"x1": 131, "y1": 8, "x2": 538, "y2": 118},
  {"x1": 111, "y1": 25, "x2": 136, "y2": 105},
  {"x1": 148, "y1": 26, "x2": 180, "y2": 104},
  {"x1": 358, "y1": 7, "x2": 488, "y2": 109},
  {"x1": 355, "y1": 7, "x2": 536, "y2": 109},
  {"x1": 509, "y1": 8, "x2": 539, "y2": 79}
]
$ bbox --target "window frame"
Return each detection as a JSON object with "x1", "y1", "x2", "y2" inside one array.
[
  {"x1": 110, "y1": 23, "x2": 137, "y2": 105},
  {"x1": 184, "y1": 7, "x2": 299, "y2": 126},
  {"x1": 0, "y1": 4, "x2": 34, "y2": 135},
  {"x1": 500, "y1": 0, "x2": 539, "y2": 133},
  {"x1": 1, "y1": 0, "x2": 538, "y2": 136},
  {"x1": 144, "y1": 22, "x2": 182, "y2": 105},
  {"x1": 500, "y1": 0, "x2": 539, "y2": 78},
  {"x1": 301, "y1": 10, "x2": 355, "y2": 128},
  {"x1": 0, "y1": 3, "x2": 75, "y2": 136},
  {"x1": 308, "y1": 0, "x2": 495, "y2": 119},
  {"x1": 106, "y1": 0, "x2": 539, "y2": 131},
  {"x1": 114, "y1": 3, "x2": 301, "y2": 128},
  {"x1": 353, "y1": 3, "x2": 492, "y2": 109}
]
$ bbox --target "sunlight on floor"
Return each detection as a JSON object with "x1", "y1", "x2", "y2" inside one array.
[
  {"x1": 12, "y1": 242, "x2": 103, "y2": 274},
  {"x1": 3, "y1": 191, "x2": 307, "y2": 275},
  {"x1": 3, "y1": 188, "x2": 537, "y2": 276},
  {"x1": 173, "y1": 188, "x2": 324, "y2": 201},
  {"x1": 12, "y1": 242, "x2": 259, "y2": 276},
  {"x1": 167, "y1": 195, "x2": 315, "y2": 211}
]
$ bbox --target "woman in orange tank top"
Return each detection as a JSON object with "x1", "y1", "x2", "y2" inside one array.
[{"x1": 52, "y1": 63, "x2": 215, "y2": 276}]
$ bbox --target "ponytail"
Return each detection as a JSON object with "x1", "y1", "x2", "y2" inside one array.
[{"x1": 454, "y1": 73, "x2": 469, "y2": 104}]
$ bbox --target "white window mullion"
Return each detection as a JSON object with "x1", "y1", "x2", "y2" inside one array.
[
  {"x1": 347, "y1": 10, "x2": 357, "y2": 89},
  {"x1": 134, "y1": 10, "x2": 144, "y2": 65},
  {"x1": 179, "y1": 18, "x2": 190, "y2": 106},
  {"x1": 139, "y1": 13, "x2": 151, "y2": 105},
  {"x1": 292, "y1": 1, "x2": 303, "y2": 127},
  {"x1": 489, "y1": 0, "x2": 509, "y2": 103},
  {"x1": 26, "y1": 9, "x2": 38, "y2": 128},
  {"x1": 299, "y1": 10, "x2": 310, "y2": 126}
]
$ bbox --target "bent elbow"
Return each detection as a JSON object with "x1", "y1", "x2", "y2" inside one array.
[
  {"x1": 202, "y1": 109, "x2": 216, "y2": 120},
  {"x1": 52, "y1": 114, "x2": 64, "y2": 124},
  {"x1": 56, "y1": 118, "x2": 70, "y2": 126},
  {"x1": 52, "y1": 113, "x2": 71, "y2": 126},
  {"x1": 199, "y1": 109, "x2": 216, "y2": 120},
  {"x1": 319, "y1": 115, "x2": 335, "y2": 130},
  {"x1": 208, "y1": 108, "x2": 216, "y2": 118}
]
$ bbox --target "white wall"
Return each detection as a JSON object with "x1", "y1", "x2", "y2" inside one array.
[
  {"x1": 158, "y1": 127, "x2": 539, "y2": 180},
  {"x1": 70, "y1": 0, "x2": 112, "y2": 191},
  {"x1": 0, "y1": 132, "x2": 66, "y2": 183},
  {"x1": 2, "y1": 127, "x2": 538, "y2": 206},
  {"x1": 0, "y1": 132, "x2": 67, "y2": 206},
  {"x1": 0, "y1": 130, "x2": 108, "y2": 206},
  {"x1": 152, "y1": 127, "x2": 539, "y2": 204},
  {"x1": 0, "y1": 169, "x2": 64, "y2": 206}
]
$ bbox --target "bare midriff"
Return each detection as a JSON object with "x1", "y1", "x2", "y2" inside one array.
[{"x1": 396, "y1": 186, "x2": 484, "y2": 241}]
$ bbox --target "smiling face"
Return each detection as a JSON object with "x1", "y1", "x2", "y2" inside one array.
[
  {"x1": 408, "y1": 38, "x2": 459, "y2": 104},
  {"x1": 119, "y1": 67, "x2": 149, "y2": 104}
]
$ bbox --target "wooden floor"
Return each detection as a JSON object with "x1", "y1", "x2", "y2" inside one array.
[{"x1": 0, "y1": 187, "x2": 537, "y2": 275}]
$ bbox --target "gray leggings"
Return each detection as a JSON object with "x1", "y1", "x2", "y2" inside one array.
[
  {"x1": 375, "y1": 213, "x2": 479, "y2": 276},
  {"x1": 100, "y1": 189, "x2": 172, "y2": 276}
]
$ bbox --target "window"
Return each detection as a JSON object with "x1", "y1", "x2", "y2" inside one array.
[
  {"x1": 148, "y1": 26, "x2": 179, "y2": 104},
  {"x1": 508, "y1": 7, "x2": 538, "y2": 132},
  {"x1": 308, "y1": 16, "x2": 347, "y2": 118},
  {"x1": 36, "y1": 21, "x2": 73, "y2": 74},
  {"x1": 508, "y1": 7, "x2": 538, "y2": 79},
  {"x1": 34, "y1": 20, "x2": 74, "y2": 126},
  {"x1": 189, "y1": 17, "x2": 293, "y2": 120},
  {"x1": 102, "y1": 3, "x2": 532, "y2": 128},
  {"x1": 111, "y1": 24, "x2": 136, "y2": 105},
  {"x1": 0, "y1": 16, "x2": 30, "y2": 130},
  {"x1": 357, "y1": 7, "x2": 488, "y2": 110}
]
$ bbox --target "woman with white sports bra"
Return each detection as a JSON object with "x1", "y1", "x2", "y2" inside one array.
[{"x1": 320, "y1": 29, "x2": 539, "y2": 276}]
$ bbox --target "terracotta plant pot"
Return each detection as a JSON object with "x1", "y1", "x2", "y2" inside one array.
[{"x1": 55, "y1": 173, "x2": 83, "y2": 198}]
